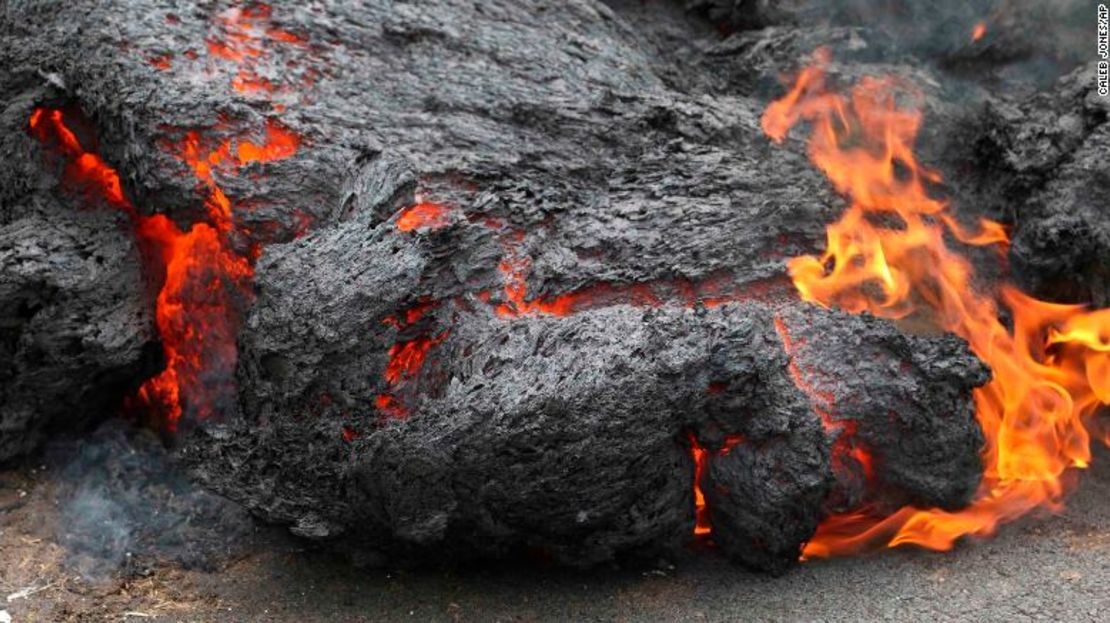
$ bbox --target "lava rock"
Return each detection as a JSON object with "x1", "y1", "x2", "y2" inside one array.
[
  {"x1": 2, "y1": 0, "x2": 1000, "y2": 572},
  {"x1": 0, "y1": 208, "x2": 154, "y2": 463}
]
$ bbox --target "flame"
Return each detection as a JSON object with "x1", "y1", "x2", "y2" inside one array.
[
  {"x1": 971, "y1": 21, "x2": 987, "y2": 43},
  {"x1": 761, "y1": 50, "x2": 1109, "y2": 555}
]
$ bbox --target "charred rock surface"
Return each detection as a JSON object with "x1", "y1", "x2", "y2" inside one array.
[
  {"x1": 775, "y1": 308, "x2": 990, "y2": 512},
  {"x1": 0, "y1": 205, "x2": 155, "y2": 463},
  {"x1": 181, "y1": 172, "x2": 988, "y2": 572},
  {"x1": 1003, "y1": 67, "x2": 1110, "y2": 306},
  {"x1": 938, "y1": 63, "x2": 1110, "y2": 306}
]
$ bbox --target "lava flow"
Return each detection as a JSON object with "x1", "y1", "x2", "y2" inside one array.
[
  {"x1": 29, "y1": 108, "x2": 255, "y2": 430},
  {"x1": 762, "y1": 49, "x2": 1110, "y2": 556},
  {"x1": 25, "y1": 3, "x2": 308, "y2": 431}
]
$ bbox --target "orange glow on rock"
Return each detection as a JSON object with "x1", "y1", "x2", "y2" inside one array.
[
  {"x1": 266, "y1": 27, "x2": 307, "y2": 46},
  {"x1": 30, "y1": 107, "x2": 270, "y2": 430},
  {"x1": 236, "y1": 119, "x2": 300, "y2": 164},
  {"x1": 148, "y1": 54, "x2": 173, "y2": 70},
  {"x1": 396, "y1": 202, "x2": 451, "y2": 232},
  {"x1": 206, "y1": 2, "x2": 309, "y2": 94},
  {"x1": 690, "y1": 433, "x2": 747, "y2": 537},
  {"x1": 231, "y1": 70, "x2": 276, "y2": 93},
  {"x1": 772, "y1": 315, "x2": 837, "y2": 432},
  {"x1": 341, "y1": 426, "x2": 361, "y2": 442},
  {"x1": 33, "y1": 4, "x2": 308, "y2": 433},
  {"x1": 690, "y1": 434, "x2": 712, "y2": 537},
  {"x1": 384, "y1": 332, "x2": 449, "y2": 385},
  {"x1": 493, "y1": 254, "x2": 671, "y2": 318},
  {"x1": 382, "y1": 301, "x2": 438, "y2": 331},
  {"x1": 375, "y1": 394, "x2": 407, "y2": 419},
  {"x1": 971, "y1": 21, "x2": 987, "y2": 42},
  {"x1": 762, "y1": 50, "x2": 1110, "y2": 557}
]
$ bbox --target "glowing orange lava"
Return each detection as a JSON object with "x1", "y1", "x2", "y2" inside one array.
[
  {"x1": 396, "y1": 201, "x2": 451, "y2": 232},
  {"x1": 489, "y1": 248, "x2": 762, "y2": 319},
  {"x1": 29, "y1": 107, "x2": 275, "y2": 430},
  {"x1": 377, "y1": 298, "x2": 448, "y2": 420},
  {"x1": 691, "y1": 434, "x2": 712, "y2": 537},
  {"x1": 231, "y1": 70, "x2": 276, "y2": 94},
  {"x1": 761, "y1": 49, "x2": 1110, "y2": 556},
  {"x1": 689, "y1": 433, "x2": 746, "y2": 538},
  {"x1": 32, "y1": 4, "x2": 311, "y2": 434},
  {"x1": 206, "y1": 2, "x2": 307, "y2": 96},
  {"x1": 374, "y1": 393, "x2": 407, "y2": 419},
  {"x1": 236, "y1": 118, "x2": 300, "y2": 164},
  {"x1": 148, "y1": 54, "x2": 173, "y2": 70},
  {"x1": 384, "y1": 332, "x2": 450, "y2": 386}
]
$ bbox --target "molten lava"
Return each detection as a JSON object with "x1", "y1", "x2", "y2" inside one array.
[
  {"x1": 761, "y1": 49, "x2": 1110, "y2": 556},
  {"x1": 206, "y1": 3, "x2": 307, "y2": 97},
  {"x1": 384, "y1": 332, "x2": 450, "y2": 386},
  {"x1": 396, "y1": 201, "x2": 451, "y2": 232},
  {"x1": 29, "y1": 108, "x2": 274, "y2": 430},
  {"x1": 689, "y1": 433, "x2": 746, "y2": 539},
  {"x1": 690, "y1": 434, "x2": 712, "y2": 536}
]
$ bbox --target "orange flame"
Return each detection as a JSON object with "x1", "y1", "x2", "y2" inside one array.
[{"x1": 761, "y1": 50, "x2": 1109, "y2": 556}]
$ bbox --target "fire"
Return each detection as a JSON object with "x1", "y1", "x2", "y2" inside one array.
[{"x1": 761, "y1": 50, "x2": 1110, "y2": 556}]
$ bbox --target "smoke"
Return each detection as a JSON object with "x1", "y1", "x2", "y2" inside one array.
[
  {"x1": 48, "y1": 419, "x2": 256, "y2": 580},
  {"x1": 690, "y1": 0, "x2": 1089, "y2": 89}
]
